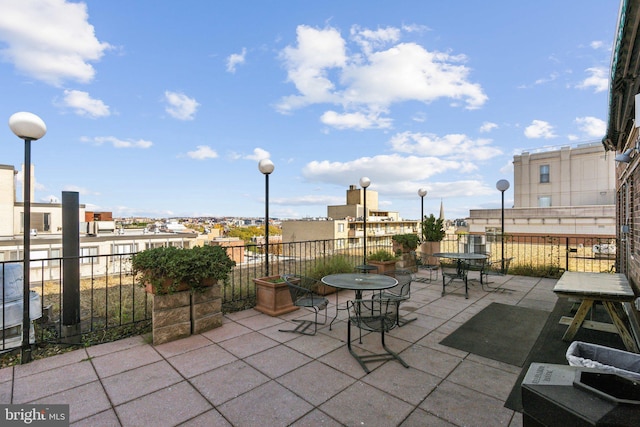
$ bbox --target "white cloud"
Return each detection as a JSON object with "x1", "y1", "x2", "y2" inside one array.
[
  {"x1": 389, "y1": 131, "x2": 502, "y2": 161},
  {"x1": 590, "y1": 40, "x2": 604, "y2": 49},
  {"x1": 226, "y1": 48, "x2": 246, "y2": 73},
  {"x1": 479, "y1": 121, "x2": 498, "y2": 133},
  {"x1": 524, "y1": 120, "x2": 557, "y2": 139},
  {"x1": 62, "y1": 89, "x2": 110, "y2": 117},
  {"x1": 303, "y1": 154, "x2": 464, "y2": 186},
  {"x1": 534, "y1": 72, "x2": 558, "y2": 85},
  {"x1": 86, "y1": 136, "x2": 153, "y2": 148},
  {"x1": 164, "y1": 91, "x2": 199, "y2": 120},
  {"x1": 320, "y1": 110, "x2": 392, "y2": 130},
  {"x1": 278, "y1": 25, "x2": 346, "y2": 112},
  {"x1": 270, "y1": 194, "x2": 343, "y2": 206},
  {"x1": 350, "y1": 25, "x2": 401, "y2": 55},
  {"x1": 0, "y1": 0, "x2": 110, "y2": 86},
  {"x1": 575, "y1": 116, "x2": 606, "y2": 138},
  {"x1": 187, "y1": 145, "x2": 218, "y2": 160},
  {"x1": 576, "y1": 67, "x2": 608, "y2": 93},
  {"x1": 277, "y1": 24, "x2": 486, "y2": 129},
  {"x1": 62, "y1": 184, "x2": 100, "y2": 196},
  {"x1": 242, "y1": 147, "x2": 271, "y2": 162}
]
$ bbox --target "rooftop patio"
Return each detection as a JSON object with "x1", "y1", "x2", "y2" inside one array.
[{"x1": 1, "y1": 271, "x2": 563, "y2": 426}]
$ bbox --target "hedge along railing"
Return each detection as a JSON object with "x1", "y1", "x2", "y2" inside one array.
[
  {"x1": 1, "y1": 234, "x2": 617, "y2": 354},
  {"x1": 438, "y1": 234, "x2": 617, "y2": 276}
]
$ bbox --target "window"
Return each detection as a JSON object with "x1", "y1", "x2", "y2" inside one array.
[
  {"x1": 338, "y1": 223, "x2": 344, "y2": 233},
  {"x1": 21, "y1": 212, "x2": 51, "y2": 233},
  {"x1": 48, "y1": 248, "x2": 62, "y2": 268},
  {"x1": 538, "y1": 196, "x2": 551, "y2": 207},
  {"x1": 145, "y1": 242, "x2": 166, "y2": 250},
  {"x1": 113, "y1": 244, "x2": 136, "y2": 255},
  {"x1": 80, "y1": 247, "x2": 98, "y2": 264},
  {"x1": 540, "y1": 165, "x2": 550, "y2": 183}
]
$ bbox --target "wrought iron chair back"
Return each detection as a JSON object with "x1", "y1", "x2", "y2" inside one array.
[
  {"x1": 346, "y1": 297, "x2": 409, "y2": 373},
  {"x1": 379, "y1": 269, "x2": 417, "y2": 326},
  {"x1": 441, "y1": 258, "x2": 470, "y2": 299},
  {"x1": 278, "y1": 274, "x2": 329, "y2": 336}
]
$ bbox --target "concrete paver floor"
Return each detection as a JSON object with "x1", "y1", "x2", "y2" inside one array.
[{"x1": 1, "y1": 271, "x2": 559, "y2": 426}]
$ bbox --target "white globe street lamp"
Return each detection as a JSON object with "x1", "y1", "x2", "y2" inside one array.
[
  {"x1": 359, "y1": 177, "x2": 370, "y2": 265},
  {"x1": 8, "y1": 112, "x2": 46, "y2": 363},
  {"x1": 259, "y1": 159, "x2": 275, "y2": 276},
  {"x1": 496, "y1": 179, "x2": 510, "y2": 273},
  {"x1": 418, "y1": 188, "x2": 427, "y2": 241}
]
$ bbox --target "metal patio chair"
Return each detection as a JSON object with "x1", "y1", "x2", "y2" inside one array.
[
  {"x1": 411, "y1": 251, "x2": 439, "y2": 281},
  {"x1": 378, "y1": 269, "x2": 417, "y2": 326},
  {"x1": 347, "y1": 297, "x2": 409, "y2": 374},
  {"x1": 441, "y1": 259, "x2": 471, "y2": 299},
  {"x1": 278, "y1": 274, "x2": 329, "y2": 336},
  {"x1": 480, "y1": 257, "x2": 514, "y2": 291}
]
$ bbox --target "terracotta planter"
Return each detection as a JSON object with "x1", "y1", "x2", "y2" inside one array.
[
  {"x1": 420, "y1": 241, "x2": 441, "y2": 265},
  {"x1": 368, "y1": 260, "x2": 398, "y2": 276},
  {"x1": 314, "y1": 282, "x2": 337, "y2": 295},
  {"x1": 253, "y1": 275, "x2": 300, "y2": 316}
]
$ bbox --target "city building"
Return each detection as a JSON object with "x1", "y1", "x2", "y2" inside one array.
[
  {"x1": 281, "y1": 184, "x2": 419, "y2": 251},
  {"x1": 467, "y1": 142, "x2": 616, "y2": 239},
  {"x1": 0, "y1": 163, "x2": 198, "y2": 278}
]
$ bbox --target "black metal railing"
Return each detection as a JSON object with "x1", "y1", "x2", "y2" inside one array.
[{"x1": 0, "y1": 234, "x2": 618, "y2": 358}]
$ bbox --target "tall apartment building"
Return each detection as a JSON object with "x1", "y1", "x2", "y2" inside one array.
[
  {"x1": 281, "y1": 184, "x2": 419, "y2": 251},
  {"x1": 467, "y1": 142, "x2": 616, "y2": 238}
]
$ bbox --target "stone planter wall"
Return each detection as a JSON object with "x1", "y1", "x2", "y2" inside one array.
[
  {"x1": 396, "y1": 253, "x2": 417, "y2": 272},
  {"x1": 151, "y1": 283, "x2": 222, "y2": 345}
]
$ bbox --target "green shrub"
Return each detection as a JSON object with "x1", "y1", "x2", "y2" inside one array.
[
  {"x1": 508, "y1": 263, "x2": 564, "y2": 279},
  {"x1": 307, "y1": 255, "x2": 354, "y2": 279},
  {"x1": 368, "y1": 249, "x2": 399, "y2": 262},
  {"x1": 392, "y1": 233, "x2": 420, "y2": 251},
  {"x1": 131, "y1": 245, "x2": 236, "y2": 294}
]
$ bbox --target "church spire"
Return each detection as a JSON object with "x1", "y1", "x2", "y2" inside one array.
[{"x1": 439, "y1": 199, "x2": 444, "y2": 220}]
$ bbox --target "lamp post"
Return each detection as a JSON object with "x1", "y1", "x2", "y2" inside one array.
[
  {"x1": 259, "y1": 159, "x2": 274, "y2": 276},
  {"x1": 496, "y1": 179, "x2": 510, "y2": 274},
  {"x1": 8, "y1": 112, "x2": 46, "y2": 363},
  {"x1": 418, "y1": 188, "x2": 427, "y2": 241},
  {"x1": 359, "y1": 177, "x2": 370, "y2": 265}
]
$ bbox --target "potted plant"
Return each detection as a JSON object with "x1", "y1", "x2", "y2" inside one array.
[
  {"x1": 131, "y1": 244, "x2": 236, "y2": 344},
  {"x1": 392, "y1": 233, "x2": 420, "y2": 271},
  {"x1": 420, "y1": 214, "x2": 446, "y2": 265},
  {"x1": 307, "y1": 255, "x2": 355, "y2": 295},
  {"x1": 392, "y1": 233, "x2": 420, "y2": 253},
  {"x1": 367, "y1": 249, "x2": 399, "y2": 275},
  {"x1": 132, "y1": 245, "x2": 235, "y2": 295},
  {"x1": 253, "y1": 274, "x2": 301, "y2": 317}
]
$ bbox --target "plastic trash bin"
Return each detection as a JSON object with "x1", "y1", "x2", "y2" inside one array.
[{"x1": 566, "y1": 341, "x2": 640, "y2": 381}]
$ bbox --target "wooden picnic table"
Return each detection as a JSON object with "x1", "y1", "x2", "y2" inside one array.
[{"x1": 553, "y1": 271, "x2": 639, "y2": 353}]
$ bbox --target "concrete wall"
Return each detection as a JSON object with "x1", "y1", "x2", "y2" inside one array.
[{"x1": 513, "y1": 143, "x2": 615, "y2": 208}]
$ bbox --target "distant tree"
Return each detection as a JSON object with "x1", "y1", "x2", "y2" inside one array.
[
  {"x1": 422, "y1": 214, "x2": 445, "y2": 241},
  {"x1": 227, "y1": 225, "x2": 281, "y2": 242}
]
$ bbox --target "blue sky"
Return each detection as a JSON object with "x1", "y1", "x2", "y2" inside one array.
[{"x1": 0, "y1": 0, "x2": 620, "y2": 221}]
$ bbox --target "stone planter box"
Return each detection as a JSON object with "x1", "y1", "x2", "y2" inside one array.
[
  {"x1": 396, "y1": 252, "x2": 417, "y2": 272},
  {"x1": 151, "y1": 283, "x2": 222, "y2": 345}
]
